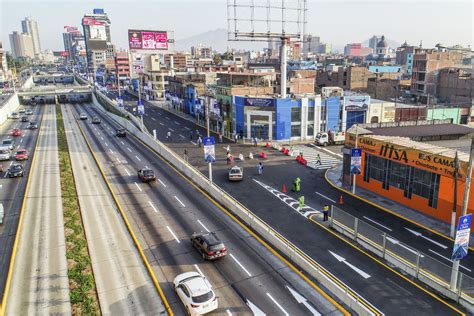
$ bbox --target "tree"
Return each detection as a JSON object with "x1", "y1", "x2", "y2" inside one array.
[
  {"x1": 222, "y1": 51, "x2": 234, "y2": 60},
  {"x1": 212, "y1": 54, "x2": 222, "y2": 65}
]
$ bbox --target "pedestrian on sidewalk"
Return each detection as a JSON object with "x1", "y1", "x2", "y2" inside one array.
[
  {"x1": 257, "y1": 162, "x2": 264, "y2": 175},
  {"x1": 234, "y1": 133, "x2": 239, "y2": 143},
  {"x1": 184, "y1": 149, "x2": 188, "y2": 162},
  {"x1": 323, "y1": 204, "x2": 329, "y2": 222},
  {"x1": 219, "y1": 134, "x2": 223, "y2": 143},
  {"x1": 226, "y1": 152, "x2": 231, "y2": 165},
  {"x1": 316, "y1": 153, "x2": 321, "y2": 166},
  {"x1": 166, "y1": 130, "x2": 171, "y2": 140},
  {"x1": 253, "y1": 137, "x2": 258, "y2": 147},
  {"x1": 197, "y1": 136, "x2": 202, "y2": 147},
  {"x1": 225, "y1": 145, "x2": 230, "y2": 155}
]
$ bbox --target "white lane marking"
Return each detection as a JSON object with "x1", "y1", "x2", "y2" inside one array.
[
  {"x1": 184, "y1": 127, "x2": 191, "y2": 130},
  {"x1": 363, "y1": 216, "x2": 393, "y2": 232},
  {"x1": 329, "y1": 250, "x2": 371, "y2": 279},
  {"x1": 194, "y1": 264, "x2": 205, "y2": 277},
  {"x1": 127, "y1": 147, "x2": 132, "y2": 152},
  {"x1": 124, "y1": 168, "x2": 131, "y2": 176},
  {"x1": 404, "y1": 227, "x2": 448, "y2": 249},
  {"x1": 287, "y1": 286, "x2": 321, "y2": 316},
  {"x1": 165, "y1": 117, "x2": 170, "y2": 120},
  {"x1": 428, "y1": 249, "x2": 471, "y2": 272},
  {"x1": 159, "y1": 122, "x2": 164, "y2": 126},
  {"x1": 314, "y1": 191, "x2": 337, "y2": 204},
  {"x1": 179, "y1": 134, "x2": 185, "y2": 138},
  {"x1": 197, "y1": 220, "x2": 210, "y2": 232},
  {"x1": 120, "y1": 141, "x2": 125, "y2": 145},
  {"x1": 320, "y1": 147, "x2": 342, "y2": 158},
  {"x1": 19, "y1": 139, "x2": 23, "y2": 144},
  {"x1": 158, "y1": 179, "x2": 167, "y2": 187},
  {"x1": 166, "y1": 226, "x2": 180, "y2": 243},
  {"x1": 135, "y1": 155, "x2": 141, "y2": 161},
  {"x1": 190, "y1": 141, "x2": 197, "y2": 145},
  {"x1": 246, "y1": 300, "x2": 266, "y2": 316},
  {"x1": 174, "y1": 121, "x2": 180, "y2": 125},
  {"x1": 266, "y1": 293, "x2": 289, "y2": 316},
  {"x1": 385, "y1": 236, "x2": 423, "y2": 257},
  {"x1": 116, "y1": 157, "x2": 121, "y2": 163},
  {"x1": 145, "y1": 165, "x2": 150, "y2": 169},
  {"x1": 226, "y1": 310, "x2": 232, "y2": 316},
  {"x1": 100, "y1": 136, "x2": 104, "y2": 141},
  {"x1": 134, "y1": 182, "x2": 142, "y2": 192},
  {"x1": 151, "y1": 117, "x2": 156, "y2": 121},
  {"x1": 105, "y1": 142, "x2": 108, "y2": 147},
  {"x1": 168, "y1": 128, "x2": 175, "y2": 132},
  {"x1": 109, "y1": 148, "x2": 114, "y2": 154},
  {"x1": 174, "y1": 196, "x2": 186, "y2": 207},
  {"x1": 148, "y1": 201, "x2": 158, "y2": 213},
  {"x1": 229, "y1": 254, "x2": 252, "y2": 277}
]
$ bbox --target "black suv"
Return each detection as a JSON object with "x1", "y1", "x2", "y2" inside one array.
[
  {"x1": 8, "y1": 164, "x2": 24, "y2": 178},
  {"x1": 137, "y1": 169, "x2": 156, "y2": 183},
  {"x1": 21, "y1": 116, "x2": 28, "y2": 122},
  {"x1": 116, "y1": 128, "x2": 126, "y2": 137},
  {"x1": 191, "y1": 232, "x2": 227, "y2": 260}
]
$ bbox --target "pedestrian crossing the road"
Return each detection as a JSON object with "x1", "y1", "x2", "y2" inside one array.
[{"x1": 290, "y1": 145, "x2": 341, "y2": 170}]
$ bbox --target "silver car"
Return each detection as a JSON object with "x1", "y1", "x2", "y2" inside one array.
[{"x1": 228, "y1": 166, "x2": 243, "y2": 181}]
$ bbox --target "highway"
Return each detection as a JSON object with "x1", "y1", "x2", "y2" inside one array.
[
  {"x1": 113, "y1": 93, "x2": 467, "y2": 315},
  {"x1": 0, "y1": 104, "x2": 43, "y2": 299},
  {"x1": 5, "y1": 104, "x2": 71, "y2": 314},
  {"x1": 61, "y1": 104, "x2": 166, "y2": 314},
  {"x1": 74, "y1": 103, "x2": 347, "y2": 315}
]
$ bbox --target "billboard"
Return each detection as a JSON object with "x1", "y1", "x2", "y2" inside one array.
[
  {"x1": 128, "y1": 30, "x2": 169, "y2": 50},
  {"x1": 90, "y1": 23, "x2": 107, "y2": 41},
  {"x1": 344, "y1": 95, "x2": 370, "y2": 111}
]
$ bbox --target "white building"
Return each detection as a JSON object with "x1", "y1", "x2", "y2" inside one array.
[
  {"x1": 21, "y1": 17, "x2": 41, "y2": 55},
  {"x1": 9, "y1": 31, "x2": 34, "y2": 59}
]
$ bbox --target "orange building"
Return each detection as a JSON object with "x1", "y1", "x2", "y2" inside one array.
[{"x1": 343, "y1": 133, "x2": 472, "y2": 224}]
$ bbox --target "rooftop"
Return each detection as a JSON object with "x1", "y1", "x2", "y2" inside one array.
[{"x1": 366, "y1": 123, "x2": 474, "y2": 139}]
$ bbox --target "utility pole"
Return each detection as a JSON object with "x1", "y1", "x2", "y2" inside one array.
[
  {"x1": 352, "y1": 127, "x2": 359, "y2": 194},
  {"x1": 450, "y1": 136, "x2": 474, "y2": 290},
  {"x1": 451, "y1": 151, "x2": 459, "y2": 237},
  {"x1": 205, "y1": 84, "x2": 213, "y2": 184}
]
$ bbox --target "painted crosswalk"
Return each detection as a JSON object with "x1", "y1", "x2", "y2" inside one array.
[
  {"x1": 253, "y1": 178, "x2": 320, "y2": 218},
  {"x1": 290, "y1": 145, "x2": 341, "y2": 170}
]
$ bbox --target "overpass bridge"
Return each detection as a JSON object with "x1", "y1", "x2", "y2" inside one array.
[{"x1": 18, "y1": 86, "x2": 92, "y2": 104}]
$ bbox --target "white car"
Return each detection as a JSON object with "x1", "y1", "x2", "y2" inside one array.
[
  {"x1": 79, "y1": 113, "x2": 87, "y2": 120},
  {"x1": 0, "y1": 147, "x2": 10, "y2": 161},
  {"x1": 174, "y1": 272, "x2": 218, "y2": 315},
  {"x1": 10, "y1": 112, "x2": 20, "y2": 119}
]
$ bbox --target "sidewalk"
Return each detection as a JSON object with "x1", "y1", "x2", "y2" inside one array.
[{"x1": 326, "y1": 164, "x2": 474, "y2": 244}]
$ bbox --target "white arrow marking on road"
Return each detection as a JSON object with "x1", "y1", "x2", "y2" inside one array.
[
  {"x1": 159, "y1": 122, "x2": 164, "y2": 126},
  {"x1": 329, "y1": 250, "x2": 371, "y2": 279},
  {"x1": 287, "y1": 286, "x2": 321, "y2": 315},
  {"x1": 404, "y1": 227, "x2": 448, "y2": 249},
  {"x1": 246, "y1": 299, "x2": 266, "y2": 316},
  {"x1": 363, "y1": 216, "x2": 393, "y2": 231},
  {"x1": 385, "y1": 236, "x2": 423, "y2": 257}
]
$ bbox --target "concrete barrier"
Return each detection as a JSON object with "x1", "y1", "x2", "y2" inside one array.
[
  {"x1": 0, "y1": 76, "x2": 34, "y2": 126},
  {"x1": 90, "y1": 96, "x2": 381, "y2": 316}
]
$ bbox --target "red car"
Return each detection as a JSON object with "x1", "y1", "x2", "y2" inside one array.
[
  {"x1": 11, "y1": 128, "x2": 22, "y2": 137},
  {"x1": 14, "y1": 149, "x2": 28, "y2": 160}
]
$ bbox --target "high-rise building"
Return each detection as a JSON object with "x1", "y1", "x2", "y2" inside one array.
[
  {"x1": 21, "y1": 17, "x2": 41, "y2": 55},
  {"x1": 303, "y1": 34, "x2": 321, "y2": 54},
  {"x1": 63, "y1": 26, "x2": 84, "y2": 62},
  {"x1": 82, "y1": 8, "x2": 112, "y2": 75},
  {"x1": 0, "y1": 42, "x2": 8, "y2": 83},
  {"x1": 9, "y1": 31, "x2": 35, "y2": 59},
  {"x1": 344, "y1": 43, "x2": 362, "y2": 57},
  {"x1": 368, "y1": 35, "x2": 382, "y2": 52},
  {"x1": 115, "y1": 51, "x2": 130, "y2": 81}
]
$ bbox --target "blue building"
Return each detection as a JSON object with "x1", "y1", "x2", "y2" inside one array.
[{"x1": 368, "y1": 65, "x2": 403, "y2": 73}]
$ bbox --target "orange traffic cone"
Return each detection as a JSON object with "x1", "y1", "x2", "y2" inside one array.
[
  {"x1": 282, "y1": 184, "x2": 287, "y2": 193},
  {"x1": 339, "y1": 195, "x2": 344, "y2": 205}
]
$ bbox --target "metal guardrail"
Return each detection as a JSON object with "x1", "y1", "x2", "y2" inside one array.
[{"x1": 330, "y1": 205, "x2": 474, "y2": 311}]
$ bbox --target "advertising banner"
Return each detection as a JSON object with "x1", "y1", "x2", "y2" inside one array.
[
  {"x1": 245, "y1": 98, "x2": 274, "y2": 107},
  {"x1": 452, "y1": 214, "x2": 472, "y2": 261},
  {"x1": 345, "y1": 95, "x2": 370, "y2": 111},
  {"x1": 128, "y1": 30, "x2": 169, "y2": 50},
  {"x1": 203, "y1": 137, "x2": 216, "y2": 163},
  {"x1": 351, "y1": 148, "x2": 362, "y2": 174},
  {"x1": 90, "y1": 23, "x2": 107, "y2": 41}
]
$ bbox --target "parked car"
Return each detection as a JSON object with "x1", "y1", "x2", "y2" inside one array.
[
  {"x1": 191, "y1": 232, "x2": 227, "y2": 260},
  {"x1": 18, "y1": 108, "x2": 25, "y2": 114},
  {"x1": 116, "y1": 128, "x2": 126, "y2": 137},
  {"x1": 91, "y1": 116, "x2": 101, "y2": 124},
  {"x1": 137, "y1": 169, "x2": 156, "y2": 183},
  {"x1": 8, "y1": 164, "x2": 24, "y2": 178},
  {"x1": 2, "y1": 138, "x2": 14, "y2": 150},
  {"x1": 80, "y1": 113, "x2": 87, "y2": 120},
  {"x1": 10, "y1": 112, "x2": 19, "y2": 119},
  {"x1": 21, "y1": 116, "x2": 29, "y2": 122},
  {"x1": 11, "y1": 128, "x2": 22, "y2": 137},
  {"x1": 174, "y1": 272, "x2": 218, "y2": 315},
  {"x1": 25, "y1": 109, "x2": 33, "y2": 115},
  {"x1": 0, "y1": 147, "x2": 11, "y2": 161},
  {"x1": 14, "y1": 149, "x2": 28, "y2": 161},
  {"x1": 228, "y1": 166, "x2": 243, "y2": 182},
  {"x1": 27, "y1": 121, "x2": 38, "y2": 129}
]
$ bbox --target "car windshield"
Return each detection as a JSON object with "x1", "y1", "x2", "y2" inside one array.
[
  {"x1": 30, "y1": 121, "x2": 37, "y2": 125},
  {"x1": 3, "y1": 140, "x2": 12, "y2": 145},
  {"x1": 16, "y1": 150, "x2": 26, "y2": 155},
  {"x1": 11, "y1": 165, "x2": 22, "y2": 171},
  {"x1": 230, "y1": 169, "x2": 241, "y2": 174},
  {"x1": 0, "y1": 150, "x2": 9, "y2": 154},
  {"x1": 192, "y1": 291, "x2": 213, "y2": 304},
  {"x1": 143, "y1": 170, "x2": 154, "y2": 176}
]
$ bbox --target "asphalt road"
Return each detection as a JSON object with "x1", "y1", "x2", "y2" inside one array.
[
  {"x1": 5, "y1": 104, "x2": 71, "y2": 314},
  {"x1": 61, "y1": 104, "x2": 166, "y2": 314},
  {"x1": 74, "y1": 103, "x2": 347, "y2": 316},
  {"x1": 0, "y1": 104, "x2": 43, "y2": 300},
  {"x1": 118, "y1": 95, "x2": 467, "y2": 315}
]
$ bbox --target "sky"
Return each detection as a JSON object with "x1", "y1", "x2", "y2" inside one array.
[{"x1": 1, "y1": 0, "x2": 472, "y2": 52}]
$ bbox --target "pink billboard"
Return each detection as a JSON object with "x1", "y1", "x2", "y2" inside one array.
[{"x1": 128, "y1": 30, "x2": 168, "y2": 50}]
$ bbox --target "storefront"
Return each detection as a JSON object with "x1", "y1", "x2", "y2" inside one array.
[{"x1": 343, "y1": 133, "x2": 472, "y2": 224}]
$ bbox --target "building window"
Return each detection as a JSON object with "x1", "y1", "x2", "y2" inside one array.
[
  {"x1": 412, "y1": 168, "x2": 432, "y2": 199},
  {"x1": 307, "y1": 123, "x2": 314, "y2": 136},
  {"x1": 308, "y1": 106, "x2": 315, "y2": 121},
  {"x1": 363, "y1": 153, "x2": 371, "y2": 182},
  {"x1": 291, "y1": 125, "x2": 301, "y2": 137},
  {"x1": 369, "y1": 155, "x2": 385, "y2": 182},
  {"x1": 389, "y1": 161, "x2": 408, "y2": 190},
  {"x1": 291, "y1": 107, "x2": 301, "y2": 122}
]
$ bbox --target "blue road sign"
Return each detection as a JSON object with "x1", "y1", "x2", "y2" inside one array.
[
  {"x1": 350, "y1": 148, "x2": 362, "y2": 175},
  {"x1": 203, "y1": 137, "x2": 216, "y2": 163},
  {"x1": 203, "y1": 137, "x2": 215, "y2": 146},
  {"x1": 452, "y1": 214, "x2": 472, "y2": 261}
]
